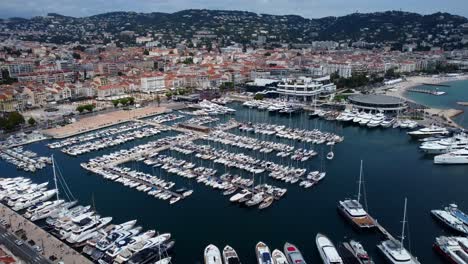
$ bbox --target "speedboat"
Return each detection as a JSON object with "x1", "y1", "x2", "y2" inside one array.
[
  {"x1": 271, "y1": 249, "x2": 288, "y2": 264},
  {"x1": 343, "y1": 240, "x2": 374, "y2": 264},
  {"x1": 283, "y1": 242, "x2": 307, "y2": 264},
  {"x1": 223, "y1": 245, "x2": 241, "y2": 264},
  {"x1": 205, "y1": 244, "x2": 222, "y2": 264},
  {"x1": 316, "y1": 233, "x2": 343, "y2": 264},
  {"x1": 256, "y1": 241, "x2": 273, "y2": 264}
]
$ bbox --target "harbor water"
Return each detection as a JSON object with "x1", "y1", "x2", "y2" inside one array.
[
  {"x1": 1, "y1": 102, "x2": 468, "y2": 263},
  {"x1": 404, "y1": 79, "x2": 468, "y2": 128}
]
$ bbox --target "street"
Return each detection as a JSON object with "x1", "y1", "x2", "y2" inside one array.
[{"x1": 0, "y1": 225, "x2": 50, "y2": 264}]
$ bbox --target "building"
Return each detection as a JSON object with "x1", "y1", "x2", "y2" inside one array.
[
  {"x1": 273, "y1": 76, "x2": 336, "y2": 102},
  {"x1": 140, "y1": 74, "x2": 165, "y2": 93},
  {"x1": 348, "y1": 94, "x2": 407, "y2": 113}
]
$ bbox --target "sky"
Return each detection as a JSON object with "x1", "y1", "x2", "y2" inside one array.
[{"x1": 0, "y1": 0, "x2": 467, "y2": 19}]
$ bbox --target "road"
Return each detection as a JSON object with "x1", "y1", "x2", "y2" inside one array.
[{"x1": 0, "y1": 225, "x2": 50, "y2": 264}]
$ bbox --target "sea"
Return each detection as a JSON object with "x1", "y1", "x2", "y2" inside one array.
[
  {"x1": 404, "y1": 79, "x2": 468, "y2": 128},
  {"x1": 2, "y1": 93, "x2": 468, "y2": 263}
]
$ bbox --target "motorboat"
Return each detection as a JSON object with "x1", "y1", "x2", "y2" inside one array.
[
  {"x1": 271, "y1": 249, "x2": 288, "y2": 264},
  {"x1": 343, "y1": 240, "x2": 374, "y2": 264},
  {"x1": 283, "y1": 242, "x2": 307, "y2": 264},
  {"x1": 256, "y1": 241, "x2": 273, "y2": 264},
  {"x1": 316, "y1": 233, "x2": 343, "y2": 264},
  {"x1": 205, "y1": 244, "x2": 222, "y2": 264},
  {"x1": 223, "y1": 245, "x2": 241, "y2": 264}
]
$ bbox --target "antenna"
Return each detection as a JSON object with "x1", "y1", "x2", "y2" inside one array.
[
  {"x1": 357, "y1": 160, "x2": 363, "y2": 203},
  {"x1": 51, "y1": 154, "x2": 59, "y2": 200},
  {"x1": 400, "y1": 198, "x2": 408, "y2": 252}
]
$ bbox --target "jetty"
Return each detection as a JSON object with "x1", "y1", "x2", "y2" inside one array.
[
  {"x1": 407, "y1": 88, "x2": 446, "y2": 96},
  {"x1": 422, "y1": 82, "x2": 451, "y2": 87}
]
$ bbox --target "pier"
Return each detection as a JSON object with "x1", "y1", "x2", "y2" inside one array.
[
  {"x1": 375, "y1": 220, "x2": 397, "y2": 241},
  {"x1": 407, "y1": 88, "x2": 446, "y2": 96},
  {"x1": 422, "y1": 83, "x2": 451, "y2": 87},
  {"x1": 0, "y1": 203, "x2": 93, "y2": 264}
]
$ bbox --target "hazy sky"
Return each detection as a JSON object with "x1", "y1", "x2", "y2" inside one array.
[{"x1": 1, "y1": 0, "x2": 467, "y2": 19}]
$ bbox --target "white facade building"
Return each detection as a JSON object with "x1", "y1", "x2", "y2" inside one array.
[
  {"x1": 275, "y1": 76, "x2": 336, "y2": 101},
  {"x1": 140, "y1": 75, "x2": 165, "y2": 93}
]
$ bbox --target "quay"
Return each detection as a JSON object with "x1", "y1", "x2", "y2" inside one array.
[
  {"x1": 407, "y1": 88, "x2": 446, "y2": 96},
  {"x1": 375, "y1": 220, "x2": 397, "y2": 241},
  {"x1": 0, "y1": 203, "x2": 93, "y2": 264},
  {"x1": 42, "y1": 104, "x2": 181, "y2": 139}
]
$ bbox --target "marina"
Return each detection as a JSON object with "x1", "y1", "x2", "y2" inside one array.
[{"x1": 0, "y1": 99, "x2": 467, "y2": 263}]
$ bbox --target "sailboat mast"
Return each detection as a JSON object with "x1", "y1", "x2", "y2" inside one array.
[
  {"x1": 51, "y1": 154, "x2": 59, "y2": 200},
  {"x1": 357, "y1": 160, "x2": 363, "y2": 203},
  {"x1": 400, "y1": 198, "x2": 408, "y2": 251}
]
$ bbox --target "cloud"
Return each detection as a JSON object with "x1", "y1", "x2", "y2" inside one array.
[{"x1": 0, "y1": 0, "x2": 466, "y2": 19}]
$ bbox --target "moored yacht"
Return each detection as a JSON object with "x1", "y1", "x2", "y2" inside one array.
[
  {"x1": 271, "y1": 249, "x2": 288, "y2": 264},
  {"x1": 434, "y1": 148, "x2": 468, "y2": 164},
  {"x1": 338, "y1": 161, "x2": 375, "y2": 229},
  {"x1": 223, "y1": 245, "x2": 241, "y2": 264},
  {"x1": 408, "y1": 125, "x2": 450, "y2": 139},
  {"x1": 316, "y1": 233, "x2": 343, "y2": 264},
  {"x1": 283, "y1": 242, "x2": 307, "y2": 264},
  {"x1": 204, "y1": 244, "x2": 222, "y2": 264},
  {"x1": 431, "y1": 209, "x2": 468, "y2": 235},
  {"x1": 433, "y1": 236, "x2": 468, "y2": 264},
  {"x1": 256, "y1": 241, "x2": 273, "y2": 264},
  {"x1": 343, "y1": 240, "x2": 374, "y2": 264},
  {"x1": 377, "y1": 199, "x2": 420, "y2": 264}
]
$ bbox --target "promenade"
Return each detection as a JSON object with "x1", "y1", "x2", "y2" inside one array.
[{"x1": 0, "y1": 204, "x2": 92, "y2": 264}]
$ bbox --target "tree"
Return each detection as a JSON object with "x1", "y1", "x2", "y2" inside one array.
[
  {"x1": 143, "y1": 49, "x2": 149, "y2": 56},
  {"x1": 84, "y1": 104, "x2": 95, "y2": 112},
  {"x1": 27, "y1": 117, "x2": 36, "y2": 126},
  {"x1": 264, "y1": 52, "x2": 271, "y2": 57},
  {"x1": 128, "y1": 97, "x2": 135, "y2": 105},
  {"x1": 0, "y1": 112, "x2": 25, "y2": 131},
  {"x1": 76, "y1": 105, "x2": 85, "y2": 113},
  {"x1": 112, "y1": 100, "x2": 120, "y2": 107}
]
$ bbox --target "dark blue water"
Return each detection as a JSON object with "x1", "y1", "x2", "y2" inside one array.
[
  {"x1": 2, "y1": 103, "x2": 467, "y2": 264},
  {"x1": 404, "y1": 79, "x2": 468, "y2": 128}
]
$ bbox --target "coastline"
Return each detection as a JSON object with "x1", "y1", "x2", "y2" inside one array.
[{"x1": 385, "y1": 75, "x2": 468, "y2": 129}]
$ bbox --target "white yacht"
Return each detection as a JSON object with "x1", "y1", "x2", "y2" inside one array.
[
  {"x1": 223, "y1": 245, "x2": 241, "y2": 264},
  {"x1": 367, "y1": 113, "x2": 385, "y2": 128},
  {"x1": 12, "y1": 189, "x2": 57, "y2": 211},
  {"x1": 434, "y1": 148, "x2": 468, "y2": 164},
  {"x1": 408, "y1": 125, "x2": 450, "y2": 139},
  {"x1": 431, "y1": 210, "x2": 468, "y2": 235},
  {"x1": 204, "y1": 244, "x2": 222, "y2": 264},
  {"x1": 256, "y1": 242, "x2": 273, "y2": 264},
  {"x1": 271, "y1": 249, "x2": 288, "y2": 264},
  {"x1": 358, "y1": 113, "x2": 373, "y2": 126},
  {"x1": 67, "y1": 216, "x2": 113, "y2": 243},
  {"x1": 229, "y1": 189, "x2": 251, "y2": 202},
  {"x1": 316, "y1": 233, "x2": 343, "y2": 264},
  {"x1": 377, "y1": 199, "x2": 420, "y2": 264}
]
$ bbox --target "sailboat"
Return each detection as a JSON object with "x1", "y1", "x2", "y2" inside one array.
[
  {"x1": 337, "y1": 160, "x2": 376, "y2": 229},
  {"x1": 377, "y1": 198, "x2": 420, "y2": 264}
]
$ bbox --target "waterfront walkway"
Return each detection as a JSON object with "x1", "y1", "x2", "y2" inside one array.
[{"x1": 0, "y1": 204, "x2": 92, "y2": 264}]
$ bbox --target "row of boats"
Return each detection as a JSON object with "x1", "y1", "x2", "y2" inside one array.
[
  {"x1": 415, "y1": 130, "x2": 468, "y2": 164},
  {"x1": 62, "y1": 126, "x2": 165, "y2": 156},
  {"x1": 238, "y1": 122, "x2": 343, "y2": 144},
  {"x1": 204, "y1": 235, "x2": 374, "y2": 264},
  {"x1": 146, "y1": 113, "x2": 185, "y2": 124},
  {"x1": 189, "y1": 100, "x2": 237, "y2": 116},
  {"x1": 183, "y1": 116, "x2": 220, "y2": 126},
  {"x1": 242, "y1": 99, "x2": 304, "y2": 114},
  {"x1": 0, "y1": 177, "x2": 174, "y2": 264},
  {"x1": 47, "y1": 122, "x2": 148, "y2": 149},
  {"x1": 0, "y1": 146, "x2": 51, "y2": 172},
  {"x1": 313, "y1": 109, "x2": 419, "y2": 129}
]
